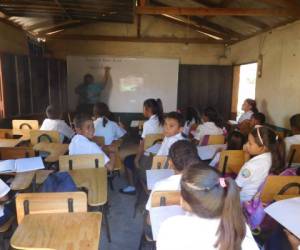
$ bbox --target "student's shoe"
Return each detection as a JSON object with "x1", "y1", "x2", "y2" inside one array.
[{"x1": 119, "y1": 186, "x2": 136, "y2": 195}]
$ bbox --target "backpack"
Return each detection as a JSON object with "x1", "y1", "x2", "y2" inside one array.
[{"x1": 40, "y1": 172, "x2": 77, "y2": 192}]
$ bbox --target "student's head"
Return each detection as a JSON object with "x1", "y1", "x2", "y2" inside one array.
[
  {"x1": 168, "y1": 140, "x2": 200, "y2": 173},
  {"x1": 183, "y1": 107, "x2": 200, "y2": 124},
  {"x1": 227, "y1": 131, "x2": 245, "y2": 150},
  {"x1": 164, "y1": 112, "x2": 184, "y2": 137},
  {"x1": 250, "y1": 112, "x2": 266, "y2": 126},
  {"x1": 246, "y1": 126, "x2": 285, "y2": 174},
  {"x1": 83, "y1": 74, "x2": 94, "y2": 84},
  {"x1": 73, "y1": 113, "x2": 95, "y2": 139},
  {"x1": 45, "y1": 105, "x2": 61, "y2": 120},
  {"x1": 143, "y1": 98, "x2": 164, "y2": 125},
  {"x1": 242, "y1": 98, "x2": 258, "y2": 113},
  {"x1": 93, "y1": 103, "x2": 110, "y2": 127},
  {"x1": 202, "y1": 107, "x2": 223, "y2": 128},
  {"x1": 181, "y1": 164, "x2": 246, "y2": 250},
  {"x1": 289, "y1": 114, "x2": 300, "y2": 134}
]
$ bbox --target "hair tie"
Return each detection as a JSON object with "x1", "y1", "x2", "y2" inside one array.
[{"x1": 219, "y1": 178, "x2": 227, "y2": 188}]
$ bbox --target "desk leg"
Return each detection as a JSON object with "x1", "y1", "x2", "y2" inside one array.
[
  {"x1": 32, "y1": 173, "x2": 37, "y2": 192},
  {"x1": 100, "y1": 203, "x2": 111, "y2": 243}
]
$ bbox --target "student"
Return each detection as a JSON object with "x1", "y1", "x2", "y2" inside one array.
[
  {"x1": 40, "y1": 105, "x2": 74, "y2": 141},
  {"x1": 156, "y1": 164, "x2": 259, "y2": 250},
  {"x1": 69, "y1": 113, "x2": 114, "y2": 171},
  {"x1": 93, "y1": 102, "x2": 126, "y2": 145},
  {"x1": 209, "y1": 130, "x2": 246, "y2": 168},
  {"x1": 236, "y1": 126, "x2": 285, "y2": 202},
  {"x1": 120, "y1": 98, "x2": 164, "y2": 194},
  {"x1": 145, "y1": 140, "x2": 200, "y2": 210},
  {"x1": 193, "y1": 107, "x2": 224, "y2": 145},
  {"x1": 238, "y1": 99, "x2": 258, "y2": 123},
  {"x1": 285, "y1": 114, "x2": 300, "y2": 156},
  {"x1": 250, "y1": 112, "x2": 266, "y2": 127},
  {"x1": 182, "y1": 107, "x2": 200, "y2": 137},
  {"x1": 0, "y1": 179, "x2": 12, "y2": 226},
  {"x1": 156, "y1": 112, "x2": 185, "y2": 156}
]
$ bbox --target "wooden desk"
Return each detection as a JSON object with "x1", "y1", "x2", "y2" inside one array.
[
  {"x1": 0, "y1": 139, "x2": 21, "y2": 148},
  {"x1": 68, "y1": 168, "x2": 107, "y2": 207},
  {"x1": 11, "y1": 212, "x2": 102, "y2": 250},
  {"x1": 33, "y1": 142, "x2": 69, "y2": 162},
  {"x1": 10, "y1": 171, "x2": 35, "y2": 191}
]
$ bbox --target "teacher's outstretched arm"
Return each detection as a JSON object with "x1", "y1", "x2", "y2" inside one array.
[{"x1": 102, "y1": 66, "x2": 111, "y2": 89}]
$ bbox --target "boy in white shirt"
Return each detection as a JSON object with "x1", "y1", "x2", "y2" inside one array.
[
  {"x1": 146, "y1": 140, "x2": 200, "y2": 210},
  {"x1": 285, "y1": 114, "x2": 300, "y2": 157},
  {"x1": 0, "y1": 179, "x2": 12, "y2": 226},
  {"x1": 69, "y1": 113, "x2": 114, "y2": 171},
  {"x1": 40, "y1": 105, "x2": 74, "y2": 142}
]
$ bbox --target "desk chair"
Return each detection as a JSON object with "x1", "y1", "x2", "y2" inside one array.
[
  {"x1": 144, "y1": 134, "x2": 164, "y2": 151},
  {"x1": 30, "y1": 130, "x2": 60, "y2": 145},
  {"x1": 15, "y1": 192, "x2": 87, "y2": 224},
  {"x1": 12, "y1": 120, "x2": 39, "y2": 130},
  {"x1": 0, "y1": 147, "x2": 36, "y2": 160},
  {"x1": 217, "y1": 150, "x2": 249, "y2": 177}
]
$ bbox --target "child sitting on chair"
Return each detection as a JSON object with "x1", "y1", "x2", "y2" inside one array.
[
  {"x1": 40, "y1": 105, "x2": 74, "y2": 142},
  {"x1": 69, "y1": 113, "x2": 115, "y2": 171},
  {"x1": 0, "y1": 179, "x2": 13, "y2": 226}
]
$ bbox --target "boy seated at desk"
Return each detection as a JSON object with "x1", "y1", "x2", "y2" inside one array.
[
  {"x1": 40, "y1": 105, "x2": 75, "y2": 142},
  {"x1": 69, "y1": 113, "x2": 115, "y2": 171},
  {"x1": 0, "y1": 179, "x2": 13, "y2": 226}
]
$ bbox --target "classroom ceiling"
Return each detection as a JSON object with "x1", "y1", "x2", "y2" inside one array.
[{"x1": 0, "y1": 0, "x2": 299, "y2": 44}]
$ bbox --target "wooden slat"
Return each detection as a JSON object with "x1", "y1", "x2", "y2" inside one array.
[{"x1": 136, "y1": 6, "x2": 300, "y2": 17}]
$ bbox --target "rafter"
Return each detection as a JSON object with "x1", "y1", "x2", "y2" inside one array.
[
  {"x1": 53, "y1": 0, "x2": 72, "y2": 19},
  {"x1": 257, "y1": 0, "x2": 300, "y2": 8},
  {"x1": 136, "y1": 6, "x2": 300, "y2": 17}
]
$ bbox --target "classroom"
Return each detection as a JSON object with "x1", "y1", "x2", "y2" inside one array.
[{"x1": 0, "y1": 0, "x2": 300, "y2": 250}]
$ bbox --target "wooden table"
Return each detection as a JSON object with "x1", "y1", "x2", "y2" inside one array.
[
  {"x1": 10, "y1": 171, "x2": 35, "y2": 191},
  {"x1": 68, "y1": 168, "x2": 107, "y2": 206},
  {"x1": 0, "y1": 139, "x2": 21, "y2": 147},
  {"x1": 11, "y1": 212, "x2": 102, "y2": 250},
  {"x1": 33, "y1": 142, "x2": 69, "y2": 162}
]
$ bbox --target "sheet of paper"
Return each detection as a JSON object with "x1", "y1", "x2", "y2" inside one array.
[
  {"x1": 150, "y1": 205, "x2": 185, "y2": 241},
  {"x1": 15, "y1": 157, "x2": 45, "y2": 173},
  {"x1": 197, "y1": 144, "x2": 226, "y2": 160},
  {"x1": 146, "y1": 169, "x2": 174, "y2": 190},
  {"x1": 265, "y1": 197, "x2": 300, "y2": 238},
  {"x1": 0, "y1": 160, "x2": 16, "y2": 173},
  {"x1": 228, "y1": 120, "x2": 238, "y2": 125},
  {"x1": 145, "y1": 143, "x2": 161, "y2": 156}
]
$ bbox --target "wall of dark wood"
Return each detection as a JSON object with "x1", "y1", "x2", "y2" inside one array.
[
  {"x1": 0, "y1": 53, "x2": 67, "y2": 119},
  {"x1": 177, "y1": 64, "x2": 233, "y2": 121}
]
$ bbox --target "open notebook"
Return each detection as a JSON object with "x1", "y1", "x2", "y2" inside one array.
[
  {"x1": 0, "y1": 157, "x2": 44, "y2": 173},
  {"x1": 197, "y1": 144, "x2": 227, "y2": 160}
]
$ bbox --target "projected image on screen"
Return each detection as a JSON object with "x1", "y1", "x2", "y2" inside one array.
[{"x1": 120, "y1": 76, "x2": 144, "y2": 92}]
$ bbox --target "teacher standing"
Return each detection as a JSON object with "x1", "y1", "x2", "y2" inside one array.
[{"x1": 75, "y1": 66, "x2": 111, "y2": 114}]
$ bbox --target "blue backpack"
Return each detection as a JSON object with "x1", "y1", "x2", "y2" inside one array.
[{"x1": 40, "y1": 172, "x2": 77, "y2": 192}]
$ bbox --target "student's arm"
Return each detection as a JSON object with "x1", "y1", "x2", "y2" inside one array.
[
  {"x1": 0, "y1": 194, "x2": 9, "y2": 205},
  {"x1": 101, "y1": 66, "x2": 111, "y2": 89}
]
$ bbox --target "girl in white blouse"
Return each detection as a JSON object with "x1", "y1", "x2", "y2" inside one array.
[
  {"x1": 238, "y1": 99, "x2": 258, "y2": 124},
  {"x1": 157, "y1": 164, "x2": 259, "y2": 250}
]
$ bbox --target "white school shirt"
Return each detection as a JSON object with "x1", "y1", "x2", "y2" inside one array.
[
  {"x1": 284, "y1": 134, "x2": 300, "y2": 157},
  {"x1": 238, "y1": 111, "x2": 254, "y2": 123},
  {"x1": 94, "y1": 117, "x2": 126, "y2": 145},
  {"x1": 141, "y1": 115, "x2": 163, "y2": 139},
  {"x1": 40, "y1": 118, "x2": 74, "y2": 140},
  {"x1": 68, "y1": 134, "x2": 110, "y2": 165},
  {"x1": 236, "y1": 152, "x2": 272, "y2": 202},
  {"x1": 157, "y1": 133, "x2": 185, "y2": 156},
  {"x1": 182, "y1": 119, "x2": 196, "y2": 136},
  {"x1": 194, "y1": 122, "x2": 223, "y2": 143},
  {"x1": 146, "y1": 174, "x2": 181, "y2": 210},
  {"x1": 157, "y1": 213, "x2": 259, "y2": 250},
  {"x1": 0, "y1": 179, "x2": 10, "y2": 217}
]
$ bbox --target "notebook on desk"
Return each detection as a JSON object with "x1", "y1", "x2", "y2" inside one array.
[{"x1": 0, "y1": 157, "x2": 44, "y2": 173}]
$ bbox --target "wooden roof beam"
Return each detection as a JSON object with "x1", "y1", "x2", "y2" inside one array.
[
  {"x1": 53, "y1": 0, "x2": 72, "y2": 19},
  {"x1": 257, "y1": 0, "x2": 300, "y2": 8},
  {"x1": 136, "y1": 6, "x2": 300, "y2": 17}
]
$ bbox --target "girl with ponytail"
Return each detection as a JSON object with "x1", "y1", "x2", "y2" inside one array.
[
  {"x1": 157, "y1": 164, "x2": 258, "y2": 250},
  {"x1": 120, "y1": 98, "x2": 164, "y2": 194}
]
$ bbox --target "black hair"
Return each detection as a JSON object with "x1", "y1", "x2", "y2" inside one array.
[
  {"x1": 73, "y1": 113, "x2": 92, "y2": 129},
  {"x1": 169, "y1": 140, "x2": 200, "y2": 172},
  {"x1": 93, "y1": 103, "x2": 110, "y2": 127},
  {"x1": 245, "y1": 98, "x2": 258, "y2": 113},
  {"x1": 227, "y1": 131, "x2": 245, "y2": 150},
  {"x1": 290, "y1": 114, "x2": 300, "y2": 132},
  {"x1": 46, "y1": 105, "x2": 61, "y2": 120},
  {"x1": 143, "y1": 98, "x2": 164, "y2": 125},
  {"x1": 84, "y1": 73, "x2": 94, "y2": 81},
  {"x1": 183, "y1": 107, "x2": 200, "y2": 125},
  {"x1": 165, "y1": 111, "x2": 185, "y2": 127},
  {"x1": 203, "y1": 107, "x2": 223, "y2": 129},
  {"x1": 252, "y1": 112, "x2": 266, "y2": 125},
  {"x1": 250, "y1": 126, "x2": 285, "y2": 174}
]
